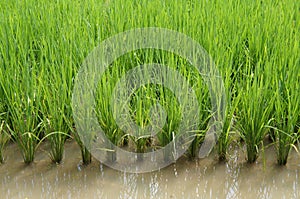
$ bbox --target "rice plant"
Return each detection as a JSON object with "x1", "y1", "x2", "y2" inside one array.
[
  {"x1": 215, "y1": 45, "x2": 241, "y2": 161},
  {"x1": 40, "y1": 62, "x2": 73, "y2": 163},
  {"x1": 1, "y1": 62, "x2": 43, "y2": 164},
  {"x1": 236, "y1": 59, "x2": 275, "y2": 163},
  {"x1": 273, "y1": 86, "x2": 300, "y2": 165},
  {"x1": 217, "y1": 94, "x2": 240, "y2": 161},
  {"x1": 72, "y1": 129, "x2": 92, "y2": 165},
  {"x1": 271, "y1": 57, "x2": 300, "y2": 165},
  {"x1": 186, "y1": 75, "x2": 211, "y2": 159},
  {"x1": 94, "y1": 59, "x2": 132, "y2": 162},
  {"x1": 128, "y1": 85, "x2": 159, "y2": 161}
]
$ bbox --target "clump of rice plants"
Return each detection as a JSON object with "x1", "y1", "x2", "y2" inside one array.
[
  {"x1": 185, "y1": 72, "x2": 211, "y2": 159},
  {"x1": 5, "y1": 85, "x2": 43, "y2": 164},
  {"x1": 271, "y1": 58, "x2": 300, "y2": 165},
  {"x1": 96, "y1": 63, "x2": 127, "y2": 163},
  {"x1": 236, "y1": 59, "x2": 275, "y2": 163},
  {"x1": 128, "y1": 85, "x2": 161, "y2": 161},
  {"x1": 72, "y1": 130, "x2": 92, "y2": 165},
  {"x1": 155, "y1": 85, "x2": 183, "y2": 161},
  {"x1": 1, "y1": 64, "x2": 43, "y2": 164},
  {"x1": 273, "y1": 86, "x2": 300, "y2": 165},
  {"x1": 41, "y1": 102, "x2": 69, "y2": 164},
  {"x1": 217, "y1": 61, "x2": 239, "y2": 161},
  {"x1": 237, "y1": 87, "x2": 274, "y2": 163},
  {"x1": 5, "y1": 94, "x2": 43, "y2": 164},
  {"x1": 40, "y1": 63, "x2": 73, "y2": 163},
  {"x1": 217, "y1": 95, "x2": 240, "y2": 161}
]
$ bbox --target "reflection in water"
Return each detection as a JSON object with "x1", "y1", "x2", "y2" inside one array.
[{"x1": 0, "y1": 140, "x2": 299, "y2": 198}]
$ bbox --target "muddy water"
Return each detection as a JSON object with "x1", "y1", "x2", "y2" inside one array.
[{"x1": 1, "y1": 140, "x2": 299, "y2": 199}]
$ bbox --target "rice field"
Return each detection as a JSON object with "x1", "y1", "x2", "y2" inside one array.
[{"x1": 0, "y1": 0, "x2": 299, "y2": 168}]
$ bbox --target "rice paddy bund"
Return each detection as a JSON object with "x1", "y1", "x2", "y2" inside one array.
[{"x1": 0, "y1": 0, "x2": 299, "y2": 172}]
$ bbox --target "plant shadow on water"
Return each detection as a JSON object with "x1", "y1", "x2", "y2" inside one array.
[{"x1": 0, "y1": 139, "x2": 299, "y2": 199}]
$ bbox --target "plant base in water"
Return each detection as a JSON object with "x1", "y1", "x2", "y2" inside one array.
[
  {"x1": 81, "y1": 147, "x2": 92, "y2": 165},
  {"x1": 277, "y1": 144, "x2": 291, "y2": 166},
  {"x1": 49, "y1": 136, "x2": 65, "y2": 164},
  {"x1": 246, "y1": 145, "x2": 258, "y2": 164},
  {"x1": 218, "y1": 153, "x2": 227, "y2": 162}
]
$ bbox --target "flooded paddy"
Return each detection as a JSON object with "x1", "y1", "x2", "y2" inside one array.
[
  {"x1": 1, "y1": 1, "x2": 299, "y2": 198},
  {"x1": 1, "y1": 140, "x2": 299, "y2": 199}
]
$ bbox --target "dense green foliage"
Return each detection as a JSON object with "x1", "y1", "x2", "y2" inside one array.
[{"x1": 0, "y1": 0, "x2": 299, "y2": 165}]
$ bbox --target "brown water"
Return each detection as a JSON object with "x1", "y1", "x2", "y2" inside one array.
[{"x1": 1, "y1": 140, "x2": 299, "y2": 199}]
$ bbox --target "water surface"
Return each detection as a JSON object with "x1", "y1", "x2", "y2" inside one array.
[{"x1": 1, "y1": 140, "x2": 299, "y2": 198}]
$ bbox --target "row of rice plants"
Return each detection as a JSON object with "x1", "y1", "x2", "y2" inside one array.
[{"x1": 0, "y1": 0, "x2": 299, "y2": 166}]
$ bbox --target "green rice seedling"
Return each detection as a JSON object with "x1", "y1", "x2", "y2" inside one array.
[
  {"x1": 212, "y1": 41, "x2": 242, "y2": 161},
  {"x1": 96, "y1": 64, "x2": 127, "y2": 163},
  {"x1": 0, "y1": 0, "x2": 47, "y2": 164},
  {"x1": 43, "y1": 130, "x2": 70, "y2": 164},
  {"x1": 128, "y1": 85, "x2": 157, "y2": 161},
  {"x1": 0, "y1": 63, "x2": 43, "y2": 164},
  {"x1": 273, "y1": 87, "x2": 300, "y2": 165},
  {"x1": 40, "y1": 90, "x2": 68, "y2": 164},
  {"x1": 236, "y1": 59, "x2": 275, "y2": 163},
  {"x1": 237, "y1": 85, "x2": 274, "y2": 163},
  {"x1": 266, "y1": 1, "x2": 299, "y2": 165},
  {"x1": 72, "y1": 130, "x2": 92, "y2": 165},
  {"x1": 217, "y1": 93, "x2": 240, "y2": 161},
  {"x1": 3, "y1": 82, "x2": 43, "y2": 164},
  {"x1": 186, "y1": 77, "x2": 211, "y2": 159},
  {"x1": 4, "y1": 99, "x2": 43, "y2": 164},
  {"x1": 40, "y1": 63, "x2": 73, "y2": 163},
  {"x1": 71, "y1": 89, "x2": 93, "y2": 165},
  {"x1": 128, "y1": 83, "x2": 178, "y2": 161},
  {"x1": 271, "y1": 58, "x2": 300, "y2": 165}
]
